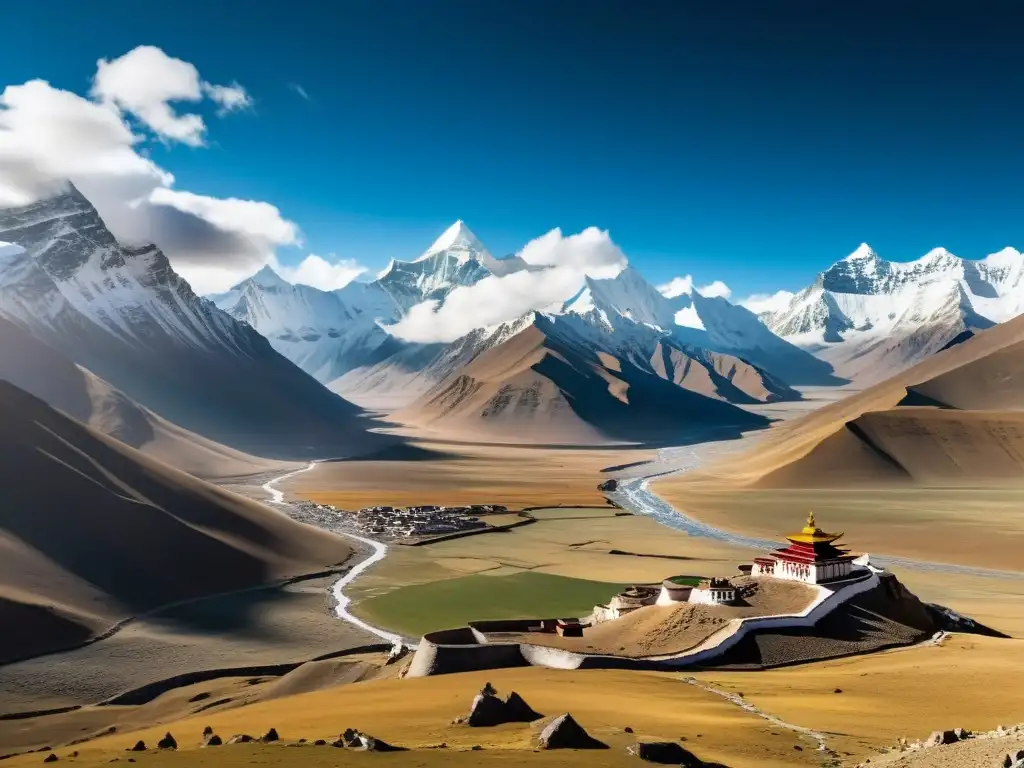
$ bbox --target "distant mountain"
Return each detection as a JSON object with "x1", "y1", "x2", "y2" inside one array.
[
  {"x1": 395, "y1": 313, "x2": 771, "y2": 444},
  {"x1": 761, "y1": 243, "x2": 1024, "y2": 382},
  {"x1": 0, "y1": 185, "x2": 384, "y2": 459},
  {"x1": 221, "y1": 221, "x2": 830, "y2": 423},
  {"x1": 563, "y1": 266, "x2": 842, "y2": 386}
]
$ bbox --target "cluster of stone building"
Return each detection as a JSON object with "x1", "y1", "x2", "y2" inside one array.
[{"x1": 347, "y1": 503, "x2": 509, "y2": 540}]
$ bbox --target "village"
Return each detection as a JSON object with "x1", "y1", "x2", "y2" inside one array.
[{"x1": 289, "y1": 499, "x2": 511, "y2": 542}]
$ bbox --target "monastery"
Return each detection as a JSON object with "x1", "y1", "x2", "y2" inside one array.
[
  {"x1": 751, "y1": 511, "x2": 857, "y2": 584},
  {"x1": 592, "y1": 511, "x2": 861, "y2": 623}
]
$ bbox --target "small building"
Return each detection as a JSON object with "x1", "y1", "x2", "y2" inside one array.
[
  {"x1": 591, "y1": 585, "x2": 659, "y2": 623},
  {"x1": 751, "y1": 511, "x2": 857, "y2": 585},
  {"x1": 555, "y1": 619, "x2": 584, "y2": 637},
  {"x1": 687, "y1": 577, "x2": 738, "y2": 605}
]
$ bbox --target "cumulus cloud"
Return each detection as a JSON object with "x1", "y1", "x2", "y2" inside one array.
[
  {"x1": 92, "y1": 45, "x2": 249, "y2": 145},
  {"x1": 657, "y1": 275, "x2": 693, "y2": 299},
  {"x1": 740, "y1": 289, "x2": 795, "y2": 315},
  {"x1": 386, "y1": 227, "x2": 627, "y2": 343},
  {"x1": 0, "y1": 46, "x2": 296, "y2": 293},
  {"x1": 272, "y1": 253, "x2": 366, "y2": 290},
  {"x1": 658, "y1": 275, "x2": 732, "y2": 299},
  {"x1": 696, "y1": 279, "x2": 731, "y2": 299}
]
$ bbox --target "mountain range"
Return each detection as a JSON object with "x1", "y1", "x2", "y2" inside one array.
[
  {"x1": 213, "y1": 220, "x2": 843, "y2": 441},
  {"x1": 761, "y1": 243, "x2": 1024, "y2": 383},
  {"x1": 5, "y1": 184, "x2": 1024, "y2": 451}
]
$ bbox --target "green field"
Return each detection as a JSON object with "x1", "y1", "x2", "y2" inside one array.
[{"x1": 353, "y1": 571, "x2": 623, "y2": 637}]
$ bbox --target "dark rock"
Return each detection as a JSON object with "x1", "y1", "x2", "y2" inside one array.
[
  {"x1": 70, "y1": 752, "x2": 78, "y2": 758},
  {"x1": 503, "y1": 692, "x2": 542, "y2": 723},
  {"x1": 834, "y1": 688, "x2": 843, "y2": 694},
  {"x1": 43, "y1": 755, "x2": 58, "y2": 763},
  {"x1": 261, "y1": 728, "x2": 279, "y2": 743},
  {"x1": 794, "y1": 745, "x2": 803, "y2": 750},
  {"x1": 471, "y1": 745, "x2": 483, "y2": 751},
  {"x1": 156, "y1": 733, "x2": 177, "y2": 750},
  {"x1": 189, "y1": 692, "x2": 211, "y2": 703},
  {"x1": 536, "y1": 713, "x2": 608, "y2": 750},
  {"x1": 202, "y1": 726, "x2": 213, "y2": 737},
  {"x1": 355, "y1": 734, "x2": 402, "y2": 753},
  {"x1": 297, "y1": 739, "x2": 306, "y2": 744},
  {"x1": 340, "y1": 729, "x2": 361, "y2": 747},
  {"x1": 628, "y1": 741, "x2": 704, "y2": 765},
  {"x1": 481, "y1": 682, "x2": 497, "y2": 696},
  {"x1": 624, "y1": 727, "x2": 634, "y2": 734},
  {"x1": 313, "y1": 740, "x2": 327, "y2": 746},
  {"x1": 128, "y1": 742, "x2": 146, "y2": 753},
  {"x1": 925, "y1": 729, "x2": 961, "y2": 746},
  {"x1": 466, "y1": 692, "x2": 509, "y2": 727},
  {"x1": 952, "y1": 727, "x2": 971, "y2": 740},
  {"x1": 202, "y1": 735, "x2": 222, "y2": 747},
  {"x1": 226, "y1": 734, "x2": 255, "y2": 745}
]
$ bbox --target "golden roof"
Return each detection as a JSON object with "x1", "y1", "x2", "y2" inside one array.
[{"x1": 786, "y1": 510, "x2": 844, "y2": 545}]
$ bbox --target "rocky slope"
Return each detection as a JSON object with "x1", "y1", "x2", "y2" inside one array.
[{"x1": 0, "y1": 186, "x2": 383, "y2": 459}]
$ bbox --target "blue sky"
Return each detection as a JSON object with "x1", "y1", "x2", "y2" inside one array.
[{"x1": 3, "y1": 1, "x2": 1023, "y2": 299}]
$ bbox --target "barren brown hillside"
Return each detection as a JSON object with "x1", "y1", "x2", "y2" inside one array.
[
  {"x1": 661, "y1": 313, "x2": 1024, "y2": 488},
  {"x1": 0, "y1": 381, "x2": 351, "y2": 665},
  {"x1": 397, "y1": 324, "x2": 768, "y2": 444}
]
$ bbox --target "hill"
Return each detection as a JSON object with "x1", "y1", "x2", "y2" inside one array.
[
  {"x1": 396, "y1": 316, "x2": 770, "y2": 444},
  {"x1": 0, "y1": 381, "x2": 352, "y2": 665}
]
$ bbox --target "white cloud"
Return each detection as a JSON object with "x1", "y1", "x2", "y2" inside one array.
[
  {"x1": 0, "y1": 46, "x2": 298, "y2": 292},
  {"x1": 92, "y1": 45, "x2": 251, "y2": 145},
  {"x1": 288, "y1": 83, "x2": 310, "y2": 101},
  {"x1": 273, "y1": 253, "x2": 366, "y2": 291},
  {"x1": 202, "y1": 82, "x2": 252, "y2": 114},
  {"x1": 148, "y1": 188, "x2": 299, "y2": 248},
  {"x1": 658, "y1": 275, "x2": 731, "y2": 300},
  {"x1": 696, "y1": 279, "x2": 731, "y2": 299},
  {"x1": 386, "y1": 227, "x2": 627, "y2": 343},
  {"x1": 657, "y1": 275, "x2": 693, "y2": 298},
  {"x1": 741, "y1": 289, "x2": 795, "y2": 315}
]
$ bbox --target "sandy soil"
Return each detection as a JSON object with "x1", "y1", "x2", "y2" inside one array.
[
  {"x1": 287, "y1": 435, "x2": 654, "y2": 509},
  {"x1": 514, "y1": 578, "x2": 817, "y2": 657},
  {"x1": 2, "y1": 667, "x2": 828, "y2": 768},
  {"x1": 691, "y1": 633, "x2": 1024, "y2": 760},
  {"x1": 0, "y1": 576, "x2": 377, "y2": 713}
]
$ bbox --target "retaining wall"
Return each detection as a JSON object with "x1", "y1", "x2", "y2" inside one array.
[{"x1": 406, "y1": 570, "x2": 883, "y2": 677}]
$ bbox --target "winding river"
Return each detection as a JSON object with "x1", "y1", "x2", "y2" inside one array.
[
  {"x1": 610, "y1": 444, "x2": 1024, "y2": 581},
  {"x1": 262, "y1": 462, "x2": 409, "y2": 648}
]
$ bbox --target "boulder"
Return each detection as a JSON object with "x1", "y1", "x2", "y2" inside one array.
[
  {"x1": 226, "y1": 734, "x2": 255, "y2": 744},
  {"x1": 156, "y1": 733, "x2": 177, "y2": 750},
  {"x1": 128, "y1": 742, "x2": 146, "y2": 753},
  {"x1": 1003, "y1": 749, "x2": 1024, "y2": 768},
  {"x1": 43, "y1": 755, "x2": 58, "y2": 763},
  {"x1": 503, "y1": 692, "x2": 542, "y2": 723},
  {"x1": 202, "y1": 726, "x2": 213, "y2": 737},
  {"x1": 536, "y1": 713, "x2": 608, "y2": 750},
  {"x1": 925, "y1": 730, "x2": 960, "y2": 747},
  {"x1": 313, "y1": 740, "x2": 327, "y2": 746},
  {"x1": 465, "y1": 692, "x2": 510, "y2": 727},
  {"x1": 340, "y1": 728, "x2": 362, "y2": 747},
  {"x1": 261, "y1": 728, "x2": 279, "y2": 743},
  {"x1": 628, "y1": 741, "x2": 705, "y2": 765},
  {"x1": 355, "y1": 734, "x2": 402, "y2": 752},
  {"x1": 203, "y1": 734, "x2": 222, "y2": 747}
]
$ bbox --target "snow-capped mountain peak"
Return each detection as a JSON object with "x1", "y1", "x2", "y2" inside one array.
[
  {"x1": 247, "y1": 264, "x2": 290, "y2": 289},
  {"x1": 842, "y1": 242, "x2": 879, "y2": 262},
  {"x1": 416, "y1": 219, "x2": 490, "y2": 264}
]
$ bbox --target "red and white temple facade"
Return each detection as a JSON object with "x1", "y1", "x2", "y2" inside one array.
[{"x1": 751, "y1": 512, "x2": 858, "y2": 585}]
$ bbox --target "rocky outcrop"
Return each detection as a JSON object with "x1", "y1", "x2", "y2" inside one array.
[
  {"x1": 456, "y1": 686, "x2": 542, "y2": 726},
  {"x1": 535, "y1": 713, "x2": 608, "y2": 750},
  {"x1": 628, "y1": 741, "x2": 705, "y2": 765},
  {"x1": 156, "y1": 733, "x2": 177, "y2": 750}
]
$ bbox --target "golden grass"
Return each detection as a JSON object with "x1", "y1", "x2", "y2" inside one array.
[
  {"x1": 692, "y1": 634, "x2": 1024, "y2": 756},
  {"x1": 287, "y1": 437, "x2": 649, "y2": 510},
  {"x1": 8, "y1": 667, "x2": 826, "y2": 768}
]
